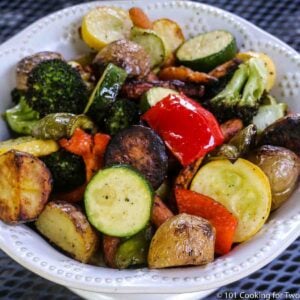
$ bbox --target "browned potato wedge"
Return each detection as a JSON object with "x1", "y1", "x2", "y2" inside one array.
[
  {"x1": 36, "y1": 201, "x2": 99, "y2": 263},
  {"x1": 148, "y1": 213, "x2": 215, "y2": 268},
  {"x1": 0, "y1": 150, "x2": 52, "y2": 224}
]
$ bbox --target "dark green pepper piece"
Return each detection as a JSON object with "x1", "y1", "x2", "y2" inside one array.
[{"x1": 115, "y1": 227, "x2": 152, "y2": 269}]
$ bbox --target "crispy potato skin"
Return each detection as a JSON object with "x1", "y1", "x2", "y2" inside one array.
[
  {"x1": 36, "y1": 201, "x2": 99, "y2": 263},
  {"x1": 104, "y1": 125, "x2": 168, "y2": 189},
  {"x1": 0, "y1": 150, "x2": 52, "y2": 224},
  {"x1": 148, "y1": 213, "x2": 215, "y2": 268}
]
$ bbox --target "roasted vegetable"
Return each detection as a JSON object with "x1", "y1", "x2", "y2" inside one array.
[
  {"x1": 207, "y1": 144, "x2": 240, "y2": 161},
  {"x1": 121, "y1": 79, "x2": 205, "y2": 100},
  {"x1": 103, "y1": 235, "x2": 121, "y2": 268},
  {"x1": 153, "y1": 18, "x2": 185, "y2": 63},
  {"x1": 220, "y1": 118, "x2": 243, "y2": 142},
  {"x1": 252, "y1": 94, "x2": 288, "y2": 133},
  {"x1": 208, "y1": 57, "x2": 268, "y2": 123},
  {"x1": 142, "y1": 94, "x2": 224, "y2": 166},
  {"x1": 84, "y1": 63, "x2": 127, "y2": 124},
  {"x1": 258, "y1": 115, "x2": 300, "y2": 156},
  {"x1": 176, "y1": 189, "x2": 238, "y2": 255},
  {"x1": 35, "y1": 201, "x2": 99, "y2": 263},
  {"x1": 32, "y1": 113, "x2": 97, "y2": 140},
  {"x1": 104, "y1": 125, "x2": 168, "y2": 189},
  {"x1": 247, "y1": 145, "x2": 300, "y2": 210},
  {"x1": 208, "y1": 58, "x2": 242, "y2": 79},
  {"x1": 41, "y1": 150, "x2": 86, "y2": 192},
  {"x1": 158, "y1": 66, "x2": 218, "y2": 84},
  {"x1": 26, "y1": 59, "x2": 89, "y2": 117},
  {"x1": 0, "y1": 136, "x2": 59, "y2": 157},
  {"x1": 104, "y1": 99, "x2": 139, "y2": 135},
  {"x1": 148, "y1": 213, "x2": 215, "y2": 268},
  {"x1": 151, "y1": 195, "x2": 174, "y2": 227},
  {"x1": 129, "y1": 7, "x2": 153, "y2": 29},
  {"x1": 93, "y1": 39, "x2": 151, "y2": 78},
  {"x1": 5, "y1": 92, "x2": 40, "y2": 135},
  {"x1": 130, "y1": 26, "x2": 166, "y2": 68},
  {"x1": 236, "y1": 51, "x2": 276, "y2": 91},
  {"x1": 115, "y1": 226, "x2": 152, "y2": 269},
  {"x1": 81, "y1": 6, "x2": 132, "y2": 50},
  {"x1": 191, "y1": 158, "x2": 271, "y2": 242},
  {"x1": 0, "y1": 150, "x2": 52, "y2": 224},
  {"x1": 16, "y1": 51, "x2": 63, "y2": 91},
  {"x1": 59, "y1": 128, "x2": 110, "y2": 181},
  {"x1": 229, "y1": 124, "x2": 257, "y2": 156},
  {"x1": 176, "y1": 30, "x2": 237, "y2": 72},
  {"x1": 84, "y1": 165, "x2": 153, "y2": 237}
]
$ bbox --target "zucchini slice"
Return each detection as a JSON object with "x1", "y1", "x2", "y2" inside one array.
[
  {"x1": 130, "y1": 27, "x2": 166, "y2": 69},
  {"x1": 176, "y1": 30, "x2": 237, "y2": 72},
  {"x1": 190, "y1": 158, "x2": 271, "y2": 243},
  {"x1": 140, "y1": 87, "x2": 178, "y2": 112},
  {"x1": 84, "y1": 63, "x2": 127, "y2": 124},
  {"x1": 84, "y1": 165, "x2": 153, "y2": 237}
]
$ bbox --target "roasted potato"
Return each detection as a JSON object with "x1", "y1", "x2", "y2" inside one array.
[
  {"x1": 0, "y1": 150, "x2": 52, "y2": 224},
  {"x1": 36, "y1": 201, "x2": 99, "y2": 263},
  {"x1": 247, "y1": 145, "x2": 300, "y2": 210},
  {"x1": 16, "y1": 51, "x2": 63, "y2": 90},
  {"x1": 148, "y1": 213, "x2": 215, "y2": 268}
]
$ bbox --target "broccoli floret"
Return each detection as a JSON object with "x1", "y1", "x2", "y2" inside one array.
[
  {"x1": 104, "y1": 99, "x2": 139, "y2": 135},
  {"x1": 208, "y1": 58, "x2": 268, "y2": 124},
  {"x1": 41, "y1": 149, "x2": 86, "y2": 192},
  {"x1": 26, "y1": 59, "x2": 88, "y2": 117},
  {"x1": 4, "y1": 91, "x2": 40, "y2": 135}
]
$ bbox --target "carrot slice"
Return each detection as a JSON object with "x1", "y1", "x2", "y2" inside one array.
[
  {"x1": 175, "y1": 188, "x2": 238, "y2": 255},
  {"x1": 129, "y1": 7, "x2": 153, "y2": 29}
]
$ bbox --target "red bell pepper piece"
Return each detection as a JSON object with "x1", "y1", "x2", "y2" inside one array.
[
  {"x1": 175, "y1": 188, "x2": 238, "y2": 255},
  {"x1": 142, "y1": 94, "x2": 224, "y2": 166},
  {"x1": 59, "y1": 128, "x2": 111, "y2": 181}
]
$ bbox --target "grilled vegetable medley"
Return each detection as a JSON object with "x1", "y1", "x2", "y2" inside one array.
[{"x1": 0, "y1": 6, "x2": 299, "y2": 269}]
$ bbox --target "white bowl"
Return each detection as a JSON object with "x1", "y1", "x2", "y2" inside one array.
[{"x1": 0, "y1": 0, "x2": 299, "y2": 295}]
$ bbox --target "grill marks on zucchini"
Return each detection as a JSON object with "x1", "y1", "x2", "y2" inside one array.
[{"x1": 104, "y1": 125, "x2": 168, "y2": 189}]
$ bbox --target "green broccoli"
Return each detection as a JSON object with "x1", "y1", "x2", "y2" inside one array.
[
  {"x1": 41, "y1": 149, "x2": 86, "y2": 192},
  {"x1": 4, "y1": 90, "x2": 40, "y2": 135},
  {"x1": 104, "y1": 99, "x2": 139, "y2": 135},
  {"x1": 26, "y1": 59, "x2": 88, "y2": 117},
  {"x1": 208, "y1": 57, "x2": 268, "y2": 124}
]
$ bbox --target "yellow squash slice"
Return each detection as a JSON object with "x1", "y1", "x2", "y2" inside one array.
[
  {"x1": 82, "y1": 7, "x2": 133, "y2": 50},
  {"x1": 190, "y1": 158, "x2": 272, "y2": 243}
]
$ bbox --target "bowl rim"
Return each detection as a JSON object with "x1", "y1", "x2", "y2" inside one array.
[{"x1": 0, "y1": 0, "x2": 299, "y2": 294}]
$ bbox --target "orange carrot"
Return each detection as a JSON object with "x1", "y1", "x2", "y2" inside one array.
[
  {"x1": 129, "y1": 7, "x2": 153, "y2": 29},
  {"x1": 103, "y1": 235, "x2": 121, "y2": 268},
  {"x1": 175, "y1": 188, "x2": 238, "y2": 255},
  {"x1": 158, "y1": 66, "x2": 218, "y2": 84},
  {"x1": 59, "y1": 128, "x2": 111, "y2": 181},
  {"x1": 151, "y1": 195, "x2": 174, "y2": 227}
]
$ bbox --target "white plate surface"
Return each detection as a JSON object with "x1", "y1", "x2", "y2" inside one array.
[{"x1": 0, "y1": 0, "x2": 299, "y2": 294}]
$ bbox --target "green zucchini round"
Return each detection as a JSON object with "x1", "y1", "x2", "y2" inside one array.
[
  {"x1": 84, "y1": 165, "x2": 153, "y2": 237},
  {"x1": 176, "y1": 30, "x2": 237, "y2": 72}
]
